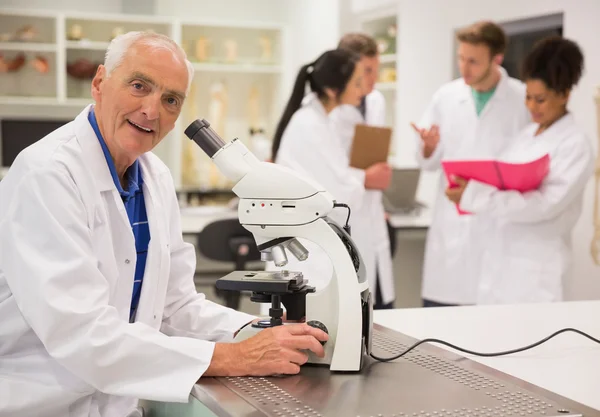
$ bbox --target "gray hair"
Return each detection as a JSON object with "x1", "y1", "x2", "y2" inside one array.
[{"x1": 104, "y1": 31, "x2": 194, "y2": 94}]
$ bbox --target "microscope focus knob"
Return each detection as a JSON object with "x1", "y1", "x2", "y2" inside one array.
[{"x1": 307, "y1": 320, "x2": 329, "y2": 345}]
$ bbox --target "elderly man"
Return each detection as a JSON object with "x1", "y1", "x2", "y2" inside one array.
[{"x1": 0, "y1": 31, "x2": 327, "y2": 417}]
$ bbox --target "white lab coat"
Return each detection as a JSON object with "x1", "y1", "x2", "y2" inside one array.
[
  {"x1": 460, "y1": 113, "x2": 594, "y2": 304},
  {"x1": 329, "y1": 90, "x2": 394, "y2": 304},
  {"x1": 265, "y1": 93, "x2": 394, "y2": 313},
  {"x1": 417, "y1": 68, "x2": 530, "y2": 305},
  {"x1": 0, "y1": 106, "x2": 254, "y2": 417}
]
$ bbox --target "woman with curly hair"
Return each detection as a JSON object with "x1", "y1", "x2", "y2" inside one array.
[{"x1": 446, "y1": 36, "x2": 594, "y2": 304}]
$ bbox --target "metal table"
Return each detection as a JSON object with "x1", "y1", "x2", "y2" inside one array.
[{"x1": 143, "y1": 324, "x2": 600, "y2": 417}]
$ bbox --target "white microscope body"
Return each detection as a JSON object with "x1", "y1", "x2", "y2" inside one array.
[{"x1": 185, "y1": 119, "x2": 372, "y2": 372}]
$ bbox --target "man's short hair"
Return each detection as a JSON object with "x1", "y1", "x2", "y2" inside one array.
[
  {"x1": 456, "y1": 21, "x2": 508, "y2": 56},
  {"x1": 338, "y1": 33, "x2": 379, "y2": 57}
]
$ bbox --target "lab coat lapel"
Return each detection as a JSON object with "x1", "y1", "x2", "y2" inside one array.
[
  {"x1": 74, "y1": 104, "x2": 133, "y2": 241},
  {"x1": 74, "y1": 105, "x2": 137, "y2": 319},
  {"x1": 73, "y1": 105, "x2": 119, "y2": 193},
  {"x1": 478, "y1": 67, "x2": 510, "y2": 121}
]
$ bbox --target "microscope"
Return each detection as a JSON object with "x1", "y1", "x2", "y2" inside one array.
[{"x1": 185, "y1": 119, "x2": 372, "y2": 372}]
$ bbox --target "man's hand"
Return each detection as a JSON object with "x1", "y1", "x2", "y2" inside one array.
[
  {"x1": 411, "y1": 122, "x2": 440, "y2": 158},
  {"x1": 445, "y1": 176, "x2": 468, "y2": 204},
  {"x1": 204, "y1": 323, "x2": 328, "y2": 377},
  {"x1": 365, "y1": 162, "x2": 392, "y2": 190}
]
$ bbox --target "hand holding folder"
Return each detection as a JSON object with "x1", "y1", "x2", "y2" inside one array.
[
  {"x1": 349, "y1": 124, "x2": 392, "y2": 169},
  {"x1": 441, "y1": 154, "x2": 551, "y2": 214}
]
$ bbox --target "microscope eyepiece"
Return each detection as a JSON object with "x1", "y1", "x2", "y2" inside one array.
[{"x1": 184, "y1": 119, "x2": 226, "y2": 158}]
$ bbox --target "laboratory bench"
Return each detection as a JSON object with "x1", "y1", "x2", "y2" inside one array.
[{"x1": 142, "y1": 301, "x2": 600, "y2": 417}]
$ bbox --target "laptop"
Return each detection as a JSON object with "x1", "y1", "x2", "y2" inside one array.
[{"x1": 382, "y1": 168, "x2": 425, "y2": 214}]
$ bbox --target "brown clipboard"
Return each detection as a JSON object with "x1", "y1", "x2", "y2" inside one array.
[{"x1": 349, "y1": 124, "x2": 392, "y2": 169}]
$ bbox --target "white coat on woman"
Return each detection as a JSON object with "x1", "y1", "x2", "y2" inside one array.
[
  {"x1": 263, "y1": 92, "x2": 394, "y2": 316},
  {"x1": 460, "y1": 113, "x2": 594, "y2": 304},
  {"x1": 330, "y1": 89, "x2": 394, "y2": 304}
]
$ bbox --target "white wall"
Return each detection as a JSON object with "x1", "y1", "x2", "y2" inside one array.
[
  {"x1": 282, "y1": 0, "x2": 340, "y2": 96},
  {"x1": 339, "y1": 0, "x2": 361, "y2": 35},
  {"x1": 394, "y1": 0, "x2": 600, "y2": 300}
]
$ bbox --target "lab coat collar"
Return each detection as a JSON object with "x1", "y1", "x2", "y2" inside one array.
[
  {"x1": 73, "y1": 105, "x2": 117, "y2": 192},
  {"x1": 303, "y1": 92, "x2": 330, "y2": 118},
  {"x1": 458, "y1": 66, "x2": 510, "y2": 102},
  {"x1": 536, "y1": 112, "x2": 576, "y2": 137}
]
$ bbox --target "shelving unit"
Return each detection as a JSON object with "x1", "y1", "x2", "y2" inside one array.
[
  {"x1": 0, "y1": 42, "x2": 57, "y2": 52},
  {"x1": 379, "y1": 53, "x2": 396, "y2": 64},
  {"x1": 0, "y1": 8, "x2": 287, "y2": 192},
  {"x1": 358, "y1": 7, "x2": 398, "y2": 152},
  {"x1": 192, "y1": 62, "x2": 282, "y2": 74},
  {"x1": 65, "y1": 40, "x2": 110, "y2": 50},
  {"x1": 176, "y1": 19, "x2": 284, "y2": 191},
  {"x1": 376, "y1": 81, "x2": 396, "y2": 91}
]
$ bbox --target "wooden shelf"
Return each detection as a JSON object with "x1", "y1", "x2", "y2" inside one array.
[
  {"x1": 379, "y1": 53, "x2": 396, "y2": 64},
  {"x1": 0, "y1": 96, "x2": 93, "y2": 106},
  {"x1": 191, "y1": 62, "x2": 281, "y2": 74},
  {"x1": 0, "y1": 42, "x2": 57, "y2": 52},
  {"x1": 0, "y1": 96, "x2": 59, "y2": 106},
  {"x1": 66, "y1": 40, "x2": 110, "y2": 51},
  {"x1": 64, "y1": 98, "x2": 94, "y2": 106},
  {"x1": 376, "y1": 82, "x2": 396, "y2": 91}
]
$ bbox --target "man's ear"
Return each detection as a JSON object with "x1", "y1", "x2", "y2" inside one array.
[
  {"x1": 493, "y1": 53, "x2": 504, "y2": 66},
  {"x1": 91, "y1": 65, "x2": 106, "y2": 102}
]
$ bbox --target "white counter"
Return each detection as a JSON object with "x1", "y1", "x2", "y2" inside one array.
[
  {"x1": 180, "y1": 206, "x2": 239, "y2": 235},
  {"x1": 374, "y1": 301, "x2": 600, "y2": 412}
]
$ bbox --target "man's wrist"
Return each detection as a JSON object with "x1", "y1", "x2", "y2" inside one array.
[{"x1": 204, "y1": 342, "x2": 244, "y2": 377}]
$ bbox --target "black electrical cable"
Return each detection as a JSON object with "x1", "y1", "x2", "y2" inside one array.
[
  {"x1": 370, "y1": 328, "x2": 600, "y2": 362},
  {"x1": 333, "y1": 203, "x2": 351, "y2": 228}
]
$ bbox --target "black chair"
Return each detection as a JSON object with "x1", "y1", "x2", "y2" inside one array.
[{"x1": 196, "y1": 218, "x2": 262, "y2": 310}]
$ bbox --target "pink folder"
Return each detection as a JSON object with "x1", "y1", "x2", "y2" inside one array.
[{"x1": 441, "y1": 153, "x2": 550, "y2": 215}]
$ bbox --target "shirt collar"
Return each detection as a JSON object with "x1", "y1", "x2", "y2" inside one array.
[{"x1": 87, "y1": 107, "x2": 141, "y2": 199}]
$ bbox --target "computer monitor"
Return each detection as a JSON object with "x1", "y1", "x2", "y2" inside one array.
[
  {"x1": 382, "y1": 168, "x2": 422, "y2": 213},
  {"x1": 1, "y1": 118, "x2": 70, "y2": 167}
]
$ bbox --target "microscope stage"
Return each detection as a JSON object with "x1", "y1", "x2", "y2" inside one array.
[{"x1": 215, "y1": 270, "x2": 310, "y2": 294}]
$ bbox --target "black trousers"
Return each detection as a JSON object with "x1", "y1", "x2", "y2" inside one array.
[
  {"x1": 374, "y1": 218, "x2": 396, "y2": 310},
  {"x1": 374, "y1": 276, "x2": 394, "y2": 310}
]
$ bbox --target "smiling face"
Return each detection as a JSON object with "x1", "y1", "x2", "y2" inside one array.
[
  {"x1": 91, "y1": 42, "x2": 189, "y2": 169},
  {"x1": 525, "y1": 78, "x2": 569, "y2": 126}
]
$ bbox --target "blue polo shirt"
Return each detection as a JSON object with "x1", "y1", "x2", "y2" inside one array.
[{"x1": 88, "y1": 109, "x2": 150, "y2": 322}]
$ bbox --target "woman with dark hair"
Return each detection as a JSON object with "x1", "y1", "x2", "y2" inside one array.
[
  {"x1": 264, "y1": 48, "x2": 394, "y2": 312},
  {"x1": 271, "y1": 48, "x2": 363, "y2": 160},
  {"x1": 446, "y1": 36, "x2": 594, "y2": 304}
]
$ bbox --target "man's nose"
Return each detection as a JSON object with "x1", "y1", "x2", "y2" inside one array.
[{"x1": 141, "y1": 93, "x2": 161, "y2": 120}]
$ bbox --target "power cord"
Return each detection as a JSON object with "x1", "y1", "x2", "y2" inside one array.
[
  {"x1": 333, "y1": 203, "x2": 351, "y2": 234},
  {"x1": 370, "y1": 328, "x2": 600, "y2": 362}
]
